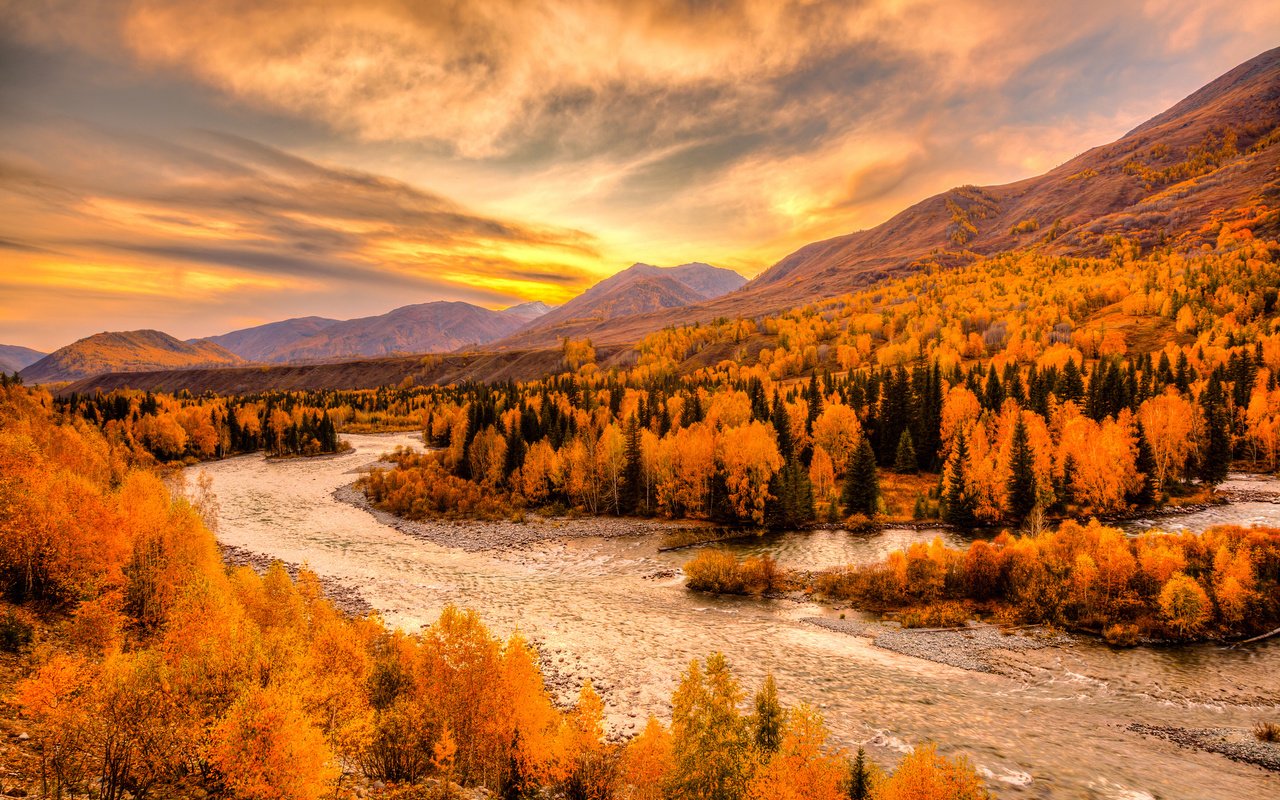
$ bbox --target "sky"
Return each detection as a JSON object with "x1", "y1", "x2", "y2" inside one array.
[{"x1": 2, "y1": 1, "x2": 1279, "y2": 352}]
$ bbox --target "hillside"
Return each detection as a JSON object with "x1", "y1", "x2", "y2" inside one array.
[
  {"x1": 58, "y1": 344, "x2": 636, "y2": 395},
  {"x1": 497, "y1": 46, "x2": 1280, "y2": 349},
  {"x1": 505, "y1": 262, "x2": 745, "y2": 342},
  {"x1": 266, "y1": 301, "x2": 534, "y2": 362},
  {"x1": 199, "y1": 316, "x2": 339, "y2": 361},
  {"x1": 20, "y1": 330, "x2": 243, "y2": 384},
  {"x1": 0, "y1": 344, "x2": 45, "y2": 373}
]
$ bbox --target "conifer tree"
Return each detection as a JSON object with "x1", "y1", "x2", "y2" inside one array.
[
  {"x1": 622, "y1": 416, "x2": 644, "y2": 514},
  {"x1": 943, "y1": 432, "x2": 976, "y2": 528},
  {"x1": 1005, "y1": 417, "x2": 1037, "y2": 521},
  {"x1": 1198, "y1": 373, "x2": 1231, "y2": 487},
  {"x1": 841, "y1": 438, "x2": 879, "y2": 517},
  {"x1": 847, "y1": 747, "x2": 873, "y2": 800},
  {"x1": 893, "y1": 430, "x2": 917, "y2": 473}
]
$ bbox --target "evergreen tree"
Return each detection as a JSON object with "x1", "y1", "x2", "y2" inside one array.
[
  {"x1": 841, "y1": 438, "x2": 879, "y2": 517},
  {"x1": 1059, "y1": 359, "x2": 1085, "y2": 403},
  {"x1": 847, "y1": 747, "x2": 873, "y2": 800},
  {"x1": 771, "y1": 395, "x2": 794, "y2": 461},
  {"x1": 982, "y1": 365, "x2": 1004, "y2": 410},
  {"x1": 621, "y1": 416, "x2": 644, "y2": 514},
  {"x1": 1198, "y1": 373, "x2": 1231, "y2": 487},
  {"x1": 893, "y1": 430, "x2": 917, "y2": 473},
  {"x1": 1131, "y1": 423, "x2": 1157, "y2": 506},
  {"x1": 1005, "y1": 417, "x2": 1037, "y2": 521},
  {"x1": 943, "y1": 432, "x2": 977, "y2": 528}
]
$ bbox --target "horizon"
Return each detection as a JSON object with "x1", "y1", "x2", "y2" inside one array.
[{"x1": 3, "y1": 1, "x2": 1280, "y2": 352}]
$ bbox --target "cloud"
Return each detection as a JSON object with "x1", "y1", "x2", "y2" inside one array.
[
  {"x1": 1, "y1": 0, "x2": 1278, "y2": 350},
  {"x1": 0, "y1": 119, "x2": 606, "y2": 347}
]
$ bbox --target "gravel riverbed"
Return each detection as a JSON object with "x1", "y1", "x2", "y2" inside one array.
[
  {"x1": 806, "y1": 617, "x2": 1073, "y2": 673},
  {"x1": 1127, "y1": 723, "x2": 1280, "y2": 772}
]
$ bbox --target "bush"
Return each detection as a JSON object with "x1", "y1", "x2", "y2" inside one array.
[
  {"x1": 683, "y1": 552, "x2": 786, "y2": 596},
  {"x1": 1255, "y1": 722, "x2": 1280, "y2": 743},
  {"x1": 899, "y1": 602, "x2": 970, "y2": 629},
  {"x1": 1102, "y1": 623, "x2": 1140, "y2": 647},
  {"x1": 0, "y1": 607, "x2": 34, "y2": 653}
]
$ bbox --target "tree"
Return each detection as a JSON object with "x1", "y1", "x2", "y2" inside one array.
[
  {"x1": 667, "y1": 654, "x2": 749, "y2": 800},
  {"x1": 1158, "y1": 573, "x2": 1211, "y2": 638},
  {"x1": 746, "y1": 705, "x2": 846, "y2": 800},
  {"x1": 716, "y1": 421, "x2": 783, "y2": 525},
  {"x1": 841, "y1": 438, "x2": 879, "y2": 517},
  {"x1": 894, "y1": 430, "x2": 917, "y2": 474},
  {"x1": 1005, "y1": 417, "x2": 1037, "y2": 522},
  {"x1": 1138, "y1": 389, "x2": 1196, "y2": 493},
  {"x1": 846, "y1": 747, "x2": 876, "y2": 800},
  {"x1": 943, "y1": 432, "x2": 977, "y2": 528},
  {"x1": 210, "y1": 686, "x2": 338, "y2": 800},
  {"x1": 1198, "y1": 374, "x2": 1231, "y2": 488},
  {"x1": 751, "y1": 674, "x2": 785, "y2": 754},
  {"x1": 875, "y1": 744, "x2": 989, "y2": 800},
  {"x1": 622, "y1": 416, "x2": 644, "y2": 514}
]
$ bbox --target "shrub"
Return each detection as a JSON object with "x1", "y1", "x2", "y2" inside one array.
[
  {"x1": 899, "y1": 602, "x2": 970, "y2": 629},
  {"x1": 1102, "y1": 623, "x2": 1140, "y2": 647},
  {"x1": 0, "y1": 607, "x2": 34, "y2": 652},
  {"x1": 1255, "y1": 722, "x2": 1280, "y2": 743},
  {"x1": 683, "y1": 552, "x2": 786, "y2": 596}
]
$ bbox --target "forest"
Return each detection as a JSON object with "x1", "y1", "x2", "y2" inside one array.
[
  {"x1": 50, "y1": 238, "x2": 1280, "y2": 535},
  {"x1": 0, "y1": 381, "x2": 995, "y2": 799}
]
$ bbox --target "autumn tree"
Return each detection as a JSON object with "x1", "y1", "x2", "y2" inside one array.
[{"x1": 668, "y1": 654, "x2": 750, "y2": 800}]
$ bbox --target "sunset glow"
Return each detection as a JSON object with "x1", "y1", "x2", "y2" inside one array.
[{"x1": 2, "y1": 0, "x2": 1279, "y2": 349}]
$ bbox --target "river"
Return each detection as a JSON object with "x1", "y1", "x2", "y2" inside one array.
[{"x1": 189, "y1": 432, "x2": 1280, "y2": 799}]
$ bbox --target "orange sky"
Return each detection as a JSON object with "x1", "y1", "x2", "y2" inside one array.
[{"x1": 2, "y1": 0, "x2": 1280, "y2": 351}]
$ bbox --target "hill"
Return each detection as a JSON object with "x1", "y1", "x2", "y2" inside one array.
[
  {"x1": 0, "y1": 344, "x2": 46, "y2": 373},
  {"x1": 263, "y1": 301, "x2": 535, "y2": 363},
  {"x1": 505, "y1": 262, "x2": 745, "y2": 343},
  {"x1": 58, "y1": 344, "x2": 637, "y2": 395},
  {"x1": 496, "y1": 46, "x2": 1280, "y2": 349},
  {"x1": 199, "y1": 316, "x2": 339, "y2": 362},
  {"x1": 20, "y1": 330, "x2": 243, "y2": 384}
]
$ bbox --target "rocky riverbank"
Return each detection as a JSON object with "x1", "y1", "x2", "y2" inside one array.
[
  {"x1": 334, "y1": 483, "x2": 704, "y2": 552},
  {"x1": 219, "y1": 542, "x2": 373, "y2": 616},
  {"x1": 807, "y1": 617, "x2": 1073, "y2": 673},
  {"x1": 1127, "y1": 723, "x2": 1280, "y2": 772}
]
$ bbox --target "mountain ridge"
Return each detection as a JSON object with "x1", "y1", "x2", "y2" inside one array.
[
  {"x1": 21, "y1": 330, "x2": 243, "y2": 384},
  {"x1": 488, "y1": 46, "x2": 1280, "y2": 349}
]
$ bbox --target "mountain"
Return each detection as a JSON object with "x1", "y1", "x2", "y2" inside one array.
[
  {"x1": 506, "y1": 262, "x2": 746, "y2": 342},
  {"x1": 743, "y1": 46, "x2": 1280, "y2": 305},
  {"x1": 497, "y1": 47, "x2": 1280, "y2": 348},
  {"x1": 0, "y1": 344, "x2": 46, "y2": 373},
  {"x1": 199, "y1": 316, "x2": 339, "y2": 362},
  {"x1": 264, "y1": 301, "x2": 532, "y2": 363},
  {"x1": 502, "y1": 301, "x2": 556, "y2": 323},
  {"x1": 20, "y1": 330, "x2": 243, "y2": 384}
]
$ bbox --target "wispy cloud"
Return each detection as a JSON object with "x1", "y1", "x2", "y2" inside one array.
[{"x1": 1, "y1": 0, "x2": 1278, "y2": 349}]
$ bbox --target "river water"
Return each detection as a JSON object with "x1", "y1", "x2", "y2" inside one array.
[{"x1": 189, "y1": 433, "x2": 1280, "y2": 799}]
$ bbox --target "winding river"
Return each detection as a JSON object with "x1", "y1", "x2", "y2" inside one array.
[{"x1": 189, "y1": 433, "x2": 1280, "y2": 799}]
